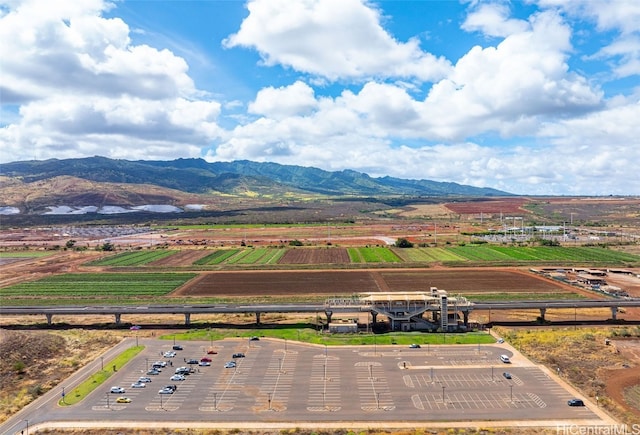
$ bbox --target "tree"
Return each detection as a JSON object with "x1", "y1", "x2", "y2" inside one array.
[
  {"x1": 395, "y1": 238, "x2": 413, "y2": 248},
  {"x1": 65, "y1": 239, "x2": 76, "y2": 249},
  {"x1": 100, "y1": 242, "x2": 115, "y2": 251}
]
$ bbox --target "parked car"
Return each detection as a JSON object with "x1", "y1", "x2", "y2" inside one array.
[
  {"x1": 172, "y1": 345, "x2": 183, "y2": 351},
  {"x1": 110, "y1": 387, "x2": 125, "y2": 394},
  {"x1": 568, "y1": 399, "x2": 585, "y2": 406},
  {"x1": 170, "y1": 374, "x2": 186, "y2": 381},
  {"x1": 138, "y1": 377, "x2": 152, "y2": 383},
  {"x1": 131, "y1": 381, "x2": 146, "y2": 388},
  {"x1": 152, "y1": 361, "x2": 167, "y2": 368},
  {"x1": 163, "y1": 384, "x2": 178, "y2": 392},
  {"x1": 500, "y1": 355, "x2": 511, "y2": 363},
  {"x1": 503, "y1": 372, "x2": 512, "y2": 379},
  {"x1": 409, "y1": 344, "x2": 421, "y2": 349},
  {"x1": 146, "y1": 369, "x2": 160, "y2": 375},
  {"x1": 175, "y1": 367, "x2": 191, "y2": 375},
  {"x1": 200, "y1": 357, "x2": 212, "y2": 362},
  {"x1": 232, "y1": 353, "x2": 245, "y2": 358},
  {"x1": 158, "y1": 387, "x2": 174, "y2": 394},
  {"x1": 163, "y1": 351, "x2": 176, "y2": 358},
  {"x1": 186, "y1": 358, "x2": 199, "y2": 365},
  {"x1": 207, "y1": 349, "x2": 218, "y2": 354},
  {"x1": 224, "y1": 361, "x2": 236, "y2": 368},
  {"x1": 249, "y1": 336, "x2": 260, "y2": 341},
  {"x1": 116, "y1": 396, "x2": 132, "y2": 403},
  {"x1": 199, "y1": 360, "x2": 211, "y2": 366}
]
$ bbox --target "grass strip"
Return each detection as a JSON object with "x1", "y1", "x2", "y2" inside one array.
[{"x1": 59, "y1": 345, "x2": 144, "y2": 406}]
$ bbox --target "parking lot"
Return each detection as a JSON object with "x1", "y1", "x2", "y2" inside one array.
[{"x1": 19, "y1": 336, "x2": 609, "y2": 429}]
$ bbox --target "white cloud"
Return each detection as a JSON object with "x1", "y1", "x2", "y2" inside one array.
[
  {"x1": 0, "y1": 0, "x2": 221, "y2": 162},
  {"x1": 536, "y1": 0, "x2": 640, "y2": 78},
  {"x1": 462, "y1": 3, "x2": 529, "y2": 37},
  {"x1": 223, "y1": 0, "x2": 452, "y2": 82},
  {"x1": 249, "y1": 81, "x2": 318, "y2": 119}
]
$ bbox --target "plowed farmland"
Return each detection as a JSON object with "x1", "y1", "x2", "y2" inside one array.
[
  {"x1": 278, "y1": 247, "x2": 350, "y2": 264},
  {"x1": 175, "y1": 268, "x2": 580, "y2": 298}
]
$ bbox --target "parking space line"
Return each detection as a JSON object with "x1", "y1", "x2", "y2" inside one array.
[{"x1": 307, "y1": 355, "x2": 341, "y2": 411}]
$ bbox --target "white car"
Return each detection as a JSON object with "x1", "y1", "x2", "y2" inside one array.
[
  {"x1": 224, "y1": 361, "x2": 236, "y2": 369},
  {"x1": 199, "y1": 361, "x2": 211, "y2": 366},
  {"x1": 158, "y1": 387, "x2": 174, "y2": 394},
  {"x1": 131, "y1": 382, "x2": 146, "y2": 388},
  {"x1": 110, "y1": 386, "x2": 125, "y2": 394},
  {"x1": 137, "y1": 377, "x2": 152, "y2": 383},
  {"x1": 170, "y1": 374, "x2": 185, "y2": 381},
  {"x1": 152, "y1": 361, "x2": 167, "y2": 367},
  {"x1": 163, "y1": 351, "x2": 176, "y2": 358}
]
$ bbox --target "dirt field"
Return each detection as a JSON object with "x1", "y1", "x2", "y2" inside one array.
[
  {"x1": 279, "y1": 247, "x2": 351, "y2": 264},
  {"x1": 174, "y1": 268, "x2": 577, "y2": 297}
]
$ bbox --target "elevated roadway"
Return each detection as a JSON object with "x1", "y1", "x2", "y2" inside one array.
[{"x1": 2, "y1": 298, "x2": 640, "y2": 326}]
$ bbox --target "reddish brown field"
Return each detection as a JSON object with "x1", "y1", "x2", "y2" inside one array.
[
  {"x1": 175, "y1": 268, "x2": 581, "y2": 298},
  {"x1": 279, "y1": 247, "x2": 350, "y2": 264}
]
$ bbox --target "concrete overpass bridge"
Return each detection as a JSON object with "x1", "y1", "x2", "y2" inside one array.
[{"x1": 3, "y1": 291, "x2": 640, "y2": 329}]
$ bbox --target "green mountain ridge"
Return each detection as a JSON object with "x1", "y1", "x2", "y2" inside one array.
[{"x1": 1, "y1": 156, "x2": 511, "y2": 198}]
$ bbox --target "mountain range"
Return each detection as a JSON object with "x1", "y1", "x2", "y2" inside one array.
[{"x1": 0, "y1": 156, "x2": 510, "y2": 217}]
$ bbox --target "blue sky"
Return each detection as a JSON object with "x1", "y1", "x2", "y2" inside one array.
[{"x1": 1, "y1": 0, "x2": 639, "y2": 195}]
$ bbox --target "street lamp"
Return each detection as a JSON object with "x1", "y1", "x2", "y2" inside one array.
[
  {"x1": 510, "y1": 385, "x2": 513, "y2": 403},
  {"x1": 23, "y1": 419, "x2": 28, "y2": 435}
]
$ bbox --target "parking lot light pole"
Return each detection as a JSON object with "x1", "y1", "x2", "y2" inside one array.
[
  {"x1": 442, "y1": 386, "x2": 446, "y2": 404},
  {"x1": 510, "y1": 385, "x2": 513, "y2": 403},
  {"x1": 106, "y1": 392, "x2": 109, "y2": 409},
  {"x1": 213, "y1": 392, "x2": 217, "y2": 410},
  {"x1": 23, "y1": 419, "x2": 28, "y2": 435}
]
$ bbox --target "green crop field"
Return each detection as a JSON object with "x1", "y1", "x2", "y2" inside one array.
[
  {"x1": 0, "y1": 272, "x2": 196, "y2": 302},
  {"x1": 346, "y1": 247, "x2": 401, "y2": 263},
  {"x1": 87, "y1": 250, "x2": 176, "y2": 266},
  {"x1": 448, "y1": 245, "x2": 640, "y2": 264},
  {"x1": 193, "y1": 249, "x2": 240, "y2": 265},
  {"x1": 0, "y1": 251, "x2": 53, "y2": 258}
]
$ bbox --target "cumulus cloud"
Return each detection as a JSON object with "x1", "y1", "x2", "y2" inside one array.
[
  {"x1": 223, "y1": 0, "x2": 452, "y2": 82},
  {"x1": 0, "y1": 0, "x2": 221, "y2": 162},
  {"x1": 462, "y1": 3, "x2": 529, "y2": 37},
  {"x1": 537, "y1": 0, "x2": 640, "y2": 78}
]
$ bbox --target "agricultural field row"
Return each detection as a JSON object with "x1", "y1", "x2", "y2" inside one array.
[
  {"x1": 0, "y1": 273, "x2": 196, "y2": 299},
  {"x1": 83, "y1": 245, "x2": 640, "y2": 267},
  {"x1": 87, "y1": 250, "x2": 175, "y2": 266}
]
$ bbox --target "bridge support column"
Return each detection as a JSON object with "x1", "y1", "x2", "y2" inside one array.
[
  {"x1": 114, "y1": 313, "x2": 121, "y2": 325},
  {"x1": 325, "y1": 310, "x2": 333, "y2": 324},
  {"x1": 371, "y1": 312, "x2": 378, "y2": 324},
  {"x1": 46, "y1": 313, "x2": 53, "y2": 325},
  {"x1": 539, "y1": 308, "x2": 546, "y2": 321},
  {"x1": 256, "y1": 312, "x2": 261, "y2": 325},
  {"x1": 463, "y1": 311, "x2": 469, "y2": 327},
  {"x1": 611, "y1": 307, "x2": 618, "y2": 321},
  {"x1": 184, "y1": 313, "x2": 191, "y2": 326}
]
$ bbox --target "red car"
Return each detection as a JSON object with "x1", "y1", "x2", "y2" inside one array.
[
  {"x1": 206, "y1": 350, "x2": 217, "y2": 355},
  {"x1": 200, "y1": 357, "x2": 212, "y2": 362}
]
